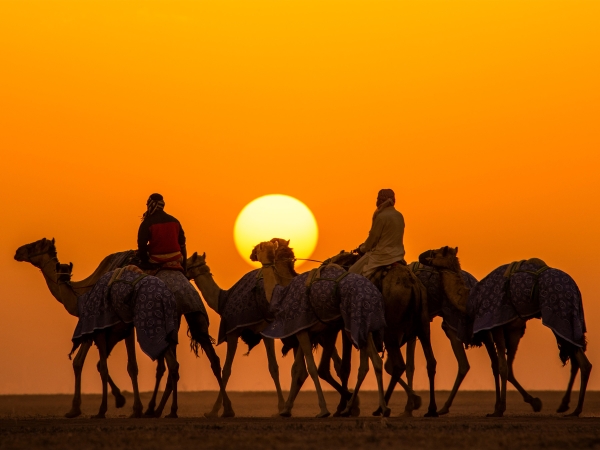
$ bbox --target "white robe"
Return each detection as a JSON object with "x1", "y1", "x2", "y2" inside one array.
[{"x1": 349, "y1": 200, "x2": 405, "y2": 278}]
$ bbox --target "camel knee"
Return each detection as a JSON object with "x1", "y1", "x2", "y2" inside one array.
[
  {"x1": 371, "y1": 356, "x2": 383, "y2": 374},
  {"x1": 459, "y1": 362, "x2": 470, "y2": 377},
  {"x1": 97, "y1": 360, "x2": 108, "y2": 378},
  {"x1": 73, "y1": 357, "x2": 85, "y2": 374},
  {"x1": 127, "y1": 361, "x2": 139, "y2": 378},
  {"x1": 357, "y1": 364, "x2": 370, "y2": 380}
]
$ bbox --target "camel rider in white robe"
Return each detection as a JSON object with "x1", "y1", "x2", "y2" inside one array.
[{"x1": 349, "y1": 189, "x2": 405, "y2": 279}]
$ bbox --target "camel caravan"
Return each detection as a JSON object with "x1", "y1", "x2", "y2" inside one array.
[{"x1": 13, "y1": 191, "x2": 592, "y2": 419}]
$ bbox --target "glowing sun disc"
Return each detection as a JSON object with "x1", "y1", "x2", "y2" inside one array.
[{"x1": 234, "y1": 195, "x2": 318, "y2": 268}]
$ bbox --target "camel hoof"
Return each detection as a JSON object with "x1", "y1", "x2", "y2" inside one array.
[
  {"x1": 486, "y1": 411, "x2": 504, "y2": 418},
  {"x1": 531, "y1": 397, "x2": 542, "y2": 413},
  {"x1": 64, "y1": 409, "x2": 81, "y2": 419},
  {"x1": 382, "y1": 407, "x2": 391, "y2": 418},
  {"x1": 350, "y1": 406, "x2": 361, "y2": 417},
  {"x1": 114, "y1": 393, "x2": 126, "y2": 409},
  {"x1": 372, "y1": 407, "x2": 382, "y2": 417},
  {"x1": 400, "y1": 410, "x2": 413, "y2": 418},
  {"x1": 424, "y1": 410, "x2": 439, "y2": 418},
  {"x1": 91, "y1": 413, "x2": 106, "y2": 419},
  {"x1": 564, "y1": 411, "x2": 581, "y2": 418},
  {"x1": 315, "y1": 411, "x2": 331, "y2": 419},
  {"x1": 437, "y1": 406, "x2": 450, "y2": 416},
  {"x1": 204, "y1": 410, "x2": 219, "y2": 419},
  {"x1": 279, "y1": 410, "x2": 292, "y2": 418},
  {"x1": 165, "y1": 412, "x2": 178, "y2": 419},
  {"x1": 412, "y1": 395, "x2": 422, "y2": 411},
  {"x1": 153, "y1": 411, "x2": 164, "y2": 419},
  {"x1": 221, "y1": 410, "x2": 235, "y2": 418},
  {"x1": 130, "y1": 409, "x2": 143, "y2": 419},
  {"x1": 556, "y1": 403, "x2": 570, "y2": 413},
  {"x1": 143, "y1": 408, "x2": 156, "y2": 417}
]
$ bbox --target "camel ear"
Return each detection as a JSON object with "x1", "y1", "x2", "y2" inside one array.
[
  {"x1": 286, "y1": 240, "x2": 290, "y2": 246},
  {"x1": 274, "y1": 241, "x2": 279, "y2": 250},
  {"x1": 69, "y1": 262, "x2": 73, "y2": 271},
  {"x1": 52, "y1": 238, "x2": 55, "y2": 244},
  {"x1": 55, "y1": 262, "x2": 60, "y2": 270},
  {"x1": 201, "y1": 252, "x2": 206, "y2": 259},
  {"x1": 442, "y1": 246, "x2": 448, "y2": 256},
  {"x1": 192, "y1": 251, "x2": 198, "y2": 259},
  {"x1": 455, "y1": 247, "x2": 459, "y2": 255}
]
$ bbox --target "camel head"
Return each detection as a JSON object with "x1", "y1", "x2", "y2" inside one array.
[
  {"x1": 419, "y1": 246, "x2": 461, "y2": 272},
  {"x1": 14, "y1": 238, "x2": 57, "y2": 267},
  {"x1": 56, "y1": 262, "x2": 73, "y2": 284},
  {"x1": 250, "y1": 238, "x2": 290, "y2": 262},
  {"x1": 253, "y1": 241, "x2": 276, "y2": 266},
  {"x1": 186, "y1": 251, "x2": 210, "y2": 279}
]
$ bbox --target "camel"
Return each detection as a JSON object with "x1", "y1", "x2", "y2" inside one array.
[
  {"x1": 399, "y1": 261, "x2": 480, "y2": 415},
  {"x1": 184, "y1": 239, "x2": 295, "y2": 417},
  {"x1": 58, "y1": 263, "x2": 180, "y2": 418},
  {"x1": 15, "y1": 238, "x2": 140, "y2": 417},
  {"x1": 256, "y1": 241, "x2": 389, "y2": 418},
  {"x1": 324, "y1": 251, "x2": 439, "y2": 417},
  {"x1": 422, "y1": 246, "x2": 592, "y2": 417},
  {"x1": 186, "y1": 240, "x2": 358, "y2": 417},
  {"x1": 15, "y1": 238, "x2": 232, "y2": 418}
]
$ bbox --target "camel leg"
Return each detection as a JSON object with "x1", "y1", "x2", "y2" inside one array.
[
  {"x1": 437, "y1": 324, "x2": 470, "y2": 415},
  {"x1": 341, "y1": 346, "x2": 369, "y2": 417},
  {"x1": 124, "y1": 331, "x2": 143, "y2": 418},
  {"x1": 368, "y1": 334, "x2": 390, "y2": 417},
  {"x1": 565, "y1": 348, "x2": 592, "y2": 417},
  {"x1": 505, "y1": 326, "x2": 542, "y2": 413},
  {"x1": 206, "y1": 333, "x2": 237, "y2": 418},
  {"x1": 280, "y1": 346, "x2": 309, "y2": 417},
  {"x1": 163, "y1": 346, "x2": 180, "y2": 418},
  {"x1": 317, "y1": 331, "x2": 351, "y2": 407},
  {"x1": 373, "y1": 343, "x2": 422, "y2": 417},
  {"x1": 65, "y1": 340, "x2": 92, "y2": 418},
  {"x1": 92, "y1": 333, "x2": 109, "y2": 419},
  {"x1": 200, "y1": 335, "x2": 234, "y2": 418},
  {"x1": 264, "y1": 338, "x2": 285, "y2": 414},
  {"x1": 154, "y1": 345, "x2": 179, "y2": 418},
  {"x1": 298, "y1": 331, "x2": 330, "y2": 418},
  {"x1": 405, "y1": 338, "x2": 417, "y2": 390},
  {"x1": 482, "y1": 332, "x2": 501, "y2": 414},
  {"x1": 144, "y1": 357, "x2": 166, "y2": 417},
  {"x1": 418, "y1": 330, "x2": 438, "y2": 417},
  {"x1": 333, "y1": 332, "x2": 356, "y2": 416},
  {"x1": 487, "y1": 327, "x2": 508, "y2": 417},
  {"x1": 557, "y1": 357, "x2": 579, "y2": 413},
  {"x1": 106, "y1": 374, "x2": 126, "y2": 409}
]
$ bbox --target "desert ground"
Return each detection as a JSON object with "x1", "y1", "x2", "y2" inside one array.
[{"x1": 1, "y1": 391, "x2": 599, "y2": 449}]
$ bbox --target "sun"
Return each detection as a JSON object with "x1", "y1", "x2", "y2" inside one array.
[{"x1": 234, "y1": 194, "x2": 318, "y2": 268}]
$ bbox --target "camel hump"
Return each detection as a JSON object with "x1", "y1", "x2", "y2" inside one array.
[
  {"x1": 71, "y1": 250, "x2": 136, "y2": 295},
  {"x1": 526, "y1": 257, "x2": 547, "y2": 267},
  {"x1": 503, "y1": 258, "x2": 549, "y2": 278}
]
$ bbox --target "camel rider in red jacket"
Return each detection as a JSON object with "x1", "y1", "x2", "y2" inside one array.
[{"x1": 137, "y1": 193, "x2": 187, "y2": 272}]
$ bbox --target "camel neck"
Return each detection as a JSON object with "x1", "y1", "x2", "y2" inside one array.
[
  {"x1": 439, "y1": 269, "x2": 469, "y2": 313},
  {"x1": 261, "y1": 266, "x2": 278, "y2": 303},
  {"x1": 273, "y1": 260, "x2": 296, "y2": 287},
  {"x1": 191, "y1": 271, "x2": 221, "y2": 313},
  {"x1": 39, "y1": 255, "x2": 79, "y2": 317}
]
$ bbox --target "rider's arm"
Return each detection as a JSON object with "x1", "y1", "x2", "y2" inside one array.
[{"x1": 360, "y1": 214, "x2": 385, "y2": 253}]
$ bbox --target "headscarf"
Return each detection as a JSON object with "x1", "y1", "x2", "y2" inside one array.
[
  {"x1": 377, "y1": 189, "x2": 395, "y2": 205},
  {"x1": 143, "y1": 193, "x2": 165, "y2": 220}
]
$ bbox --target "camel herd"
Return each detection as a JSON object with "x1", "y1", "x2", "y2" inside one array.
[{"x1": 14, "y1": 238, "x2": 592, "y2": 419}]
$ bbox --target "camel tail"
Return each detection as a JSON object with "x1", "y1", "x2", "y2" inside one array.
[
  {"x1": 240, "y1": 329, "x2": 263, "y2": 356},
  {"x1": 557, "y1": 334, "x2": 587, "y2": 366},
  {"x1": 187, "y1": 326, "x2": 216, "y2": 358},
  {"x1": 68, "y1": 340, "x2": 82, "y2": 360}
]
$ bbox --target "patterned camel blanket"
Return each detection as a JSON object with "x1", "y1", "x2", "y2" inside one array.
[
  {"x1": 261, "y1": 266, "x2": 386, "y2": 349},
  {"x1": 410, "y1": 262, "x2": 478, "y2": 338},
  {"x1": 469, "y1": 262, "x2": 586, "y2": 347},
  {"x1": 155, "y1": 270, "x2": 208, "y2": 319},
  {"x1": 72, "y1": 269, "x2": 179, "y2": 360},
  {"x1": 217, "y1": 269, "x2": 271, "y2": 345}
]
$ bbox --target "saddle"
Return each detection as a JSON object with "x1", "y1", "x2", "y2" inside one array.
[{"x1": 369, "y1": 260, "x2": 407, "y2": 292}]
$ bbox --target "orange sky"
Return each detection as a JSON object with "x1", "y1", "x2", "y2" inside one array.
[{"x1": 1, "y1": 0, "x2": 599, "y2": 396}]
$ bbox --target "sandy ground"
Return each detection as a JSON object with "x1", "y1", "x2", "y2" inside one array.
[{"x1": 1, "y1": 391, "x2": 599, "y2": 449}]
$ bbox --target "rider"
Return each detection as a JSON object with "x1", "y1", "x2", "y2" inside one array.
[
  {"x1": 349, "y1": 188, "x2": 405, "y2": 278},
  {"x1": 137, "y1": 193, "x2": 187, "y2": 272}
]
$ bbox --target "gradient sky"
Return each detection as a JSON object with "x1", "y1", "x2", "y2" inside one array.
[{"x1": 1, "y1": 0, "x2": 599, "y2": 395}]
